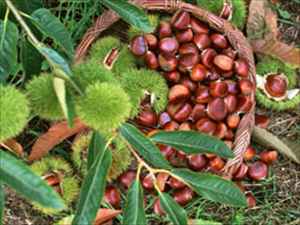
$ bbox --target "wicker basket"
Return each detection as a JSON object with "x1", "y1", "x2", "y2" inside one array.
[{"x1": 74, "y1": 0, "x2": 256, "y2": 177}]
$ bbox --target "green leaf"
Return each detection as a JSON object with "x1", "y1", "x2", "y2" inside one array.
[
  {"x1": 0, "y1": 182, "x2": 4, "y2": 225},
  {"x1": 151, "y1": 131, "x2": 234, "y2": 158},
  {"x1": 53, "y1": 77, "x2": 75, "y2": 127},
  {"x1": 102, "y1": 0, "x2": 154, "y2": 33},
  {"x1": 21, "y1": 38, "x2": 42, "y2": 78},
  {"x1": 159, "y1": 192, "x2": 187, "y2": 225},
  {"x1": 189, "y1": 219, "x2": 222, "y2": 225},
  {"x1": 123, "y1": 180, "x2": 146, "y2": 225},
  {"x1": 72, "y1": 140, "x2": 112, "y2": 225},
  {"x1": 0, "y1": 20, "x2": 18, "y2": 82},
  {"x1": 31, "y1": 8, "x2": 74, "y2": 58},
  {"x1": 14, "y1": 0, "x2": 43, "y2": 14},
  {"x1": 87, "y1": 131, "x2": 106, "y2": 170},
  {"x1": 119, "y1": 123, "x2": 172, "y2": 170},
  {"x1": 172, "y1": 169, "x2": 247, "y2": 207},
  {"x1": 0, "y1": 151, "x2": 65, "y2": 210}
]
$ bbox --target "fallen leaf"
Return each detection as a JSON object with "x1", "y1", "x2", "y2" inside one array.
[
  {"x1": 0, "y1": 138, "x2": 23, "y2": 156},
  {"x1": 29, "y1": 118, "x2": 87, "y2": 161},
  {"x1": 94, "y1": 208, "x2": 121, "y2": 225},
  {"x1": 252, "y1": 126, "x2": 300, "y2": 164}
]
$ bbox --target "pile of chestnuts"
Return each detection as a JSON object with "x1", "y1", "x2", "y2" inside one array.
[{"x1": 101, "y1": 11, "x2": 278, "y2": 212}]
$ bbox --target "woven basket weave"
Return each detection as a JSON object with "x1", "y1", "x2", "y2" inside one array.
[{"x1": 74, "y1": 0, "x2": 256, "y2": 177}]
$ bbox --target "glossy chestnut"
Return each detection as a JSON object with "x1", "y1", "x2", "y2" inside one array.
[
  {"x1": 190, "y1": 64, "x2": 208, "y2": 81},
  {"x1": 159, "y1": 112, "x2": 172, "y2": 127},
  {"x1": 173, "y1": 187, "x2": 194, "y2": 205},
  {"x1": 178, "y1": 53, "x2": 199, "y2": 73},
  {"x1": 193, "y1": 33, "x2": 211, "y2": 50},
  {"x1": 171, "y1": 10, "x2": 191, "y2": 30},
  {"x1": 248, "y1": 161, "x2": 268, "y2": 181},
  {"x1": 163, "y1": 121, "x2": 179, "y2": 131},
  {"x1": 210, "y1": 33, "x2": 229, "y2": 49},
  {"x1": 164, "y1": 71, "x2": 181, "y2": 83},
  {"x1": 234, "y1": 59, "x2": 249, "y2": 77},
  {"x1": 153, "y1": 198, "x2": 165, "y2": 215},
  {"x1": 158, "y1": 21, "x2": 172, "y2": 38},
  {"x1": 119, "y1": 170, "x2": 136, "y2": 189},
  {"x1": 207, "y1": 98, "x2": 228, "y2": 121},
  {"x1": 224, "y1": 94, "x2": 238, "y2": 113},
  {"x1": 201, "y1": 48, "x2": 217, "y2": 68},
  {"x1": 194, "y1": 85, "x2": 210, "y2": 104},
  {"x1": 178, "y1": 43, "x2": 199, "y2": 55},
  {"x1": 214, "y1": 122, "x2": 228, "y2": 139},
  {"x1": 243, "y1": 146, "x2": 256, "y2": 161},
  {"x1": 213, "y1": 54, "x2": 234, "y2": 71},
  {"x1": 176, "y1": 28, "x2": 193, "y2": 43},
  {"x1": 144, "y1": 33, "x2": 158, "y2": 49},
  {"x1": 142, "y1": 174, "x2": 154, "y2": 190},
  {"x1": 255, "y1": 114, "x2": 270, "y2": 129},
  {"x1": 136, "y1": 108, "x2": 158, "y2": 127},
  {"x1": 209, "y1": 80, "x2": 228, "y2": 97},
  {"x1": 234, "y1": 163, "x2": 249, "y2": 180},
  {"x1": 209, "y1": 156, "x2": 225, "y2": 171},
  {"x1": 226, "y1": 113, "x2": 240, "y2": 129},
  {"x1": 159, "y1": 37, "x2": 179, "y2": 55},
  {"x1": 190, "y1": 17, "x2": 209, "y2": 34},
  {"x1": 104, "y1": 186, "x2": 121, "y2": 208},
  {"x1": 158, "y1": 53, "x2": 178, "y2": 72},
  {"x1": 130, "y1": 35, "x2": 148, "y2": 56},
  {"x1": 168, "y1": 177, "x2": 186, "y2": 189},
  {"x1": 188, "y1": 154, "x2": 208, "y2": 171},
  {"x1": 265, "y1": 74, "x2": 287, "y2": 98},
  {"x1": 239, "y1": 79, "x2": 254, "y2": 96},
  {"x1": 196, "y1": 118, "x2": 217, "y2": 135},
  {"x1": 168, "y1": 84, "x2": 190, "y2": 103},
  {"x1": 237, "y1": 95, "x2": 253, "y2": 113},
  {"x1": 144, "y1": 51, "x2": 159, "y2": 70},
  {"x1": 180, "y1": 76, "x2": 197, "y2": 92},
  {"x1": 189, "y1": 104, "x2": 206, "y2": 122},
  {"x1": 259, "y1": 150, "x2": 278, "y2": 165}
]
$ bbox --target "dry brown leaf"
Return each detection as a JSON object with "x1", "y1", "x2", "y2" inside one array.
[
  {"x1": 94, "y1": 208, "x2": 121, "y2": 225},
  {"x1": 0, "y1": 138, "x2": 23, "y2": 156},
  {"x1": 29, "y1": 118, "x2": 87, "y2": 161},
  {"x1": 247, "y1": 0, "x2": 267, "y2": 40}
]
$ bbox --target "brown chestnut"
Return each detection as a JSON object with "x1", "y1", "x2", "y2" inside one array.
[
  {"x1": 225, "y1": 80, "x2": 240, "y2": 95},
  {"x1": 130, "y1": 35, "x2": 148, "y2": 56},
  {"x1": 237, "y1": 95, "x2": 253, "y2": 113},
  {"x1": 178, "y1": 53, "x2": 199, "y2": 73},
  {"x1": 194, "y1": 85, "x2": 210, "y2": 104},
  {"x1": 234, "y1": 59, "x2": 249, "y2": 77},
  {"x1": 210, "y1": 33, "x2": 229, "y2": 49},
  {"x1": 224, "y1": 129, "x2": 234, "y2": 141},
  {"x1": 196, "y1": 118, "x2": 217, "y2": 135},
  {"x1": 209, "y1": 80, "x2": 228, "y2": 97},
  {"x1": 243, "y1": 146, "x2": 256, "y2": 161},
  {"x1": 201, "y1": 48, "x2": 217, "y2": 68},
  {"x1": 180, "y1": 76, "x2": 197, "y2": 92},
  {"x1": 144, "y1": 51, "x2": 159, "y2": 70},
  {"x1": 119, "y1": 170, "x2": 136, "y2": 189},
  {"x1": 178, "y1": 122, "x2": 192, "y2": 131},
  {"x1": 104, "y1": 186, "x2": 121, "y2": 208},
  {"x1": 213, "y1": 54, "x2": 234, "y2": 71},
  {"x1": 168, "y1": 84, "x2": 190, "y2": 103},
  {"x1": 214, "y1": 122, "x2": 228, "y2": 139},
  {"x1": 158, "y1": 53, "x2": 178, "y2": 72},
  {"x1": 239, "y1": 79, "x2": 254, "y2": 96},
  {"x1": 171, "y1": 11, "x2": 191, "y2": 30},
  {"x1": 136, "y1": 109, "x2": 158, "y2": 127},
  {"x1": 159, "y1": 37, "x2": 179, "y2": 55},
  {"x1": 142, "y1": 174, "x2": 154, "y2": 190},
  {"x1": 190, "y1": 64, "x2": 208, "y2": 81},
  {"x1": 193, "y1": 33, "x2": 211, "y2": 50},
  {"x1": 188, "y1": 154, "x2": 208, "y2": 171},
  {"x1": 176, "y1": 28, "x2": 193, "y2": 43},
  {"x1": 163, "y1": 121, "x2": 179, "y2": 131},
  {"x1": 248, "y1": 161, "x2": 268, "y2": 181},
  {"x1": 144, "y1": 33, "x2": 158, "y2": 49},
  {"x1": 153, "y1": 198, "x2": 165, "y2": 215},
  {"x1": 158, "y1": 21, "x2": 172, "y2": 39},
  {"x1": 259, "y1": 150, "x2": 278, "y2": 165},
  {"x1": 224, "y1": 94, "x2": 238, "y2": 113},
  {"x1": 190, "y1": 17, "x2": 209, "y2": 34},
  {"x1": 159, "y1": 145, "x2": 175, "y2": 160},
  {"x1": 265, "y1": 74, "x2": 287, "y2": 98},
  {"x1": 179, "y1": 43, "x2": 199, "y2": 55},
  {"x1": 209, "y1": 156, "x2": 225, "y2": 171},
  {"x1": 157, "y1": 172, "x2": 169, "y2": 192},
  {"x1": 221, "y1": 47, "x2": 237, "y2": 59},
  {"x1": 207, "y1": 98, "x2": 228, "y2": 121},
  {"x1": 169, "y1": 102, "x2": 192, "y2": 122},
  {"x1": 159, "y1": 112, "x2": 172, "y2": 127},
  {"x1": 234, "y1": 163, "x2": 249, "y2": 180},
  {"x1": 246, "y1": 192, "x2": 256, "y2": 208},
  {"x1": 255, "y1": 114, "x2": 270, "y2": 129},
  {"x1": 173, "y1": 187, "x2": 194, "y2": 205},
  {"x1": 189, "y1": 104, "x2": 206, "y2": 122},
  {"x1": 168, "y1": 177, "x2": 186, "y2": 189},
  {"x1": 164, "y1": 71, "x2": 181, "y2": 83},
  {"x1": 226, "y1": 113, "x2": 240, "y2": 129}
]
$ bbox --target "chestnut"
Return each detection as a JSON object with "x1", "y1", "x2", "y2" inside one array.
[
  {"x1": 130, "y1": 35, "x2": 148, "y2": 56},
  {"x1": 164, "y1": 71, "x2": 181, "y2": 83},
  {"x1": 179, "y1": 43, "x2": 199, "y2": 55},
  {"x1": 194, "y1": 85, "x2": 210, "y2": 104},
  {"x1": 221, "y1": 47, "x2": 237, "y2": 59},
  {"x1": 207, "y1": 69, "x2": 221, "y2": 81},
  {"x1": 159, "y1": 112, "x2": 172, "y2": 127},
  {"x1": 104, "y1": 186, "x2": 121, "y2": 208},
  {"x1": 190, "y1": 64, "x2": 208, "y2": 81},
  {"x1": 234, "y1": 163, "x2": 249, "y2": 180},
  {"x1": 220, "y1": 2, "x2": 233, "y2": 20},
  {"x1": 158, "y1": 53, "x2": 178, "y2": 72},
  {"x1": 237, "y1": 95, "x2": 253, "y2": 113},
  {"x1": 190, "y1": 17, "x2": 209, "y2": 34},
  {"x1": 209, "y1": 80, "x2": 228, "y2": 97},
  {"x1": 226, "y1": 113, "x2": 240, "y2": 129},
  {"x1": 119, "y1": 170, "x2": 136, "y2": 189},
  {"x1": 214, "y1": 122, "x2": 228, "y2": 139},
  {"x1": 176, "y1": 28, "x2": 193, "y2": 43},
  {"x1": 171, "y1": 10, "x2": 190, "y2": 30},
  {"x1": 168, "y1": 177, "x2": 186, "y2": 189},
  {"x1": 248, "y1": 161, "x2": 268, "y2": 181},
  {"x1": 225, "y1": 80, "x2": 240, "y2": 95},
  {"x1": 142, "y1": 174, "x2": 154, "y2": 190},
  {"x1": 153, "y1": 198, "x2": 165, "y2": 215},
  {"x1": 158, "y1": 144, "x2": 175, "y2": 160},
  {"x1": 180, "y1": 76, "x2": 197, "y2": 92},
  {"x1": 158, "y1": 21, "x2": 172, "y2": 38},
  {"x1": 179, "y1": 122, "x2": 192, "y2": 131},
  {"x1": 144, "y1": 51, "x2": 159, "y2": 70},
  {"x1": 173, "y1": 187, "x2": 194, "y2": 205},
  {"x1": 201, "y1": 48, "x2": 217, "y2": 69},
  {"x1": 168, "y1": 102, "x2": 192, "y2": 122},
  {"x1": 224, "y1": 129, "x2": 234, "y2": 141},
  {"x1": 176, "y1": 150, "x2": 187, "y2": 161},
  {"x1": 246, "y1": 192, "x2": 256, "y2": 208},
  {"x1": 207, "y1": 98, "x2": 228, "y2": 121},
  {"x1": 259, "y1": 150, "x2": 278, "y2": 165},
  {"x1": 209, "y1": 156, "x2": 225, "y2": 171},
  {"x1": 255, "y1": 114, "x2": 270, "y2": 129},
  {"x1": 144, "y1": 33, "x2": 158, "y2": 49},
  {"x1": 189, "y1": 104, "x2": 206, "y2": 122},
  {"x1": 163, "y1": 121, "x2": 179, "y2": 131},
  {"x1": 243, "y1": 146, "x2": 256, "y2": 161},
  {"x1": 196, "y1": 118, "x2": 217, "y2": 135},
  {"x1": 234, "y1": 59, "x2": 249, "y2": 77},
  {"x1": 157, "y1": 172, "x2": 169, "y2": 192},
  {"x1": 224, "y1": 94, "x2": 238, "y2": 113},
  {"x1": 168, "y1": 84, "x2": 190, "y2": 103},
  {"x1": 265, "y1": 74, "x2": 287, "y2": 98},
  {"x1": 136, "y1": 108, "x2": 158, "y2": 127},
  {"x1": 213, "y1": 54, "x2": 234, "y2": 71},
  {"x1": 188, "y1": 154, "x2": 207, "y2": 171},
  {"x1": 193, "y1": 33, "x2": 211, "y2": 50},
  {"x1": 210, "y1": 33, "x2": 229, "y2": 49},
  {"x1": 159, "y1": 37, "x2": 179, "y2": 55},
  {"x1": 239, "y1": 79, "x2": 254, "y2": 96},
  {"x1": 178, "y1": 53, "x2": 199, "y2": 73}
]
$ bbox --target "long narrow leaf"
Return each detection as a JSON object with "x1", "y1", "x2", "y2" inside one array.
[
  {"x1": 151, "y1": 131, "x2": 234, "y2": 158},
  {"x1": 0, "y1": 182, "x2": 4, "y2": 225},
  {"x1": 72, "y1": 137, "x2": 112, "y2": 225},
  {"x1": 123, "y1": 180, "x2": 146, "y2": 225},
  {"x1": 119, "y1": 123, "x2": 172, "y2": 170},
  {"x1": 102, "y1": 0, "x2": 154, "y2": 33},
  {"x1": 87, "y1": 131, "x2": 106, "y2": 170},
  {"x1": 159, "y1": 192, "x2": 187, "y2": 225},
  {"x1": 172, "y1": 169, "x2": 247, "y2": 207},
  {"x1": 0, "y1": 151, "x2": 65, "y2": 210}
]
